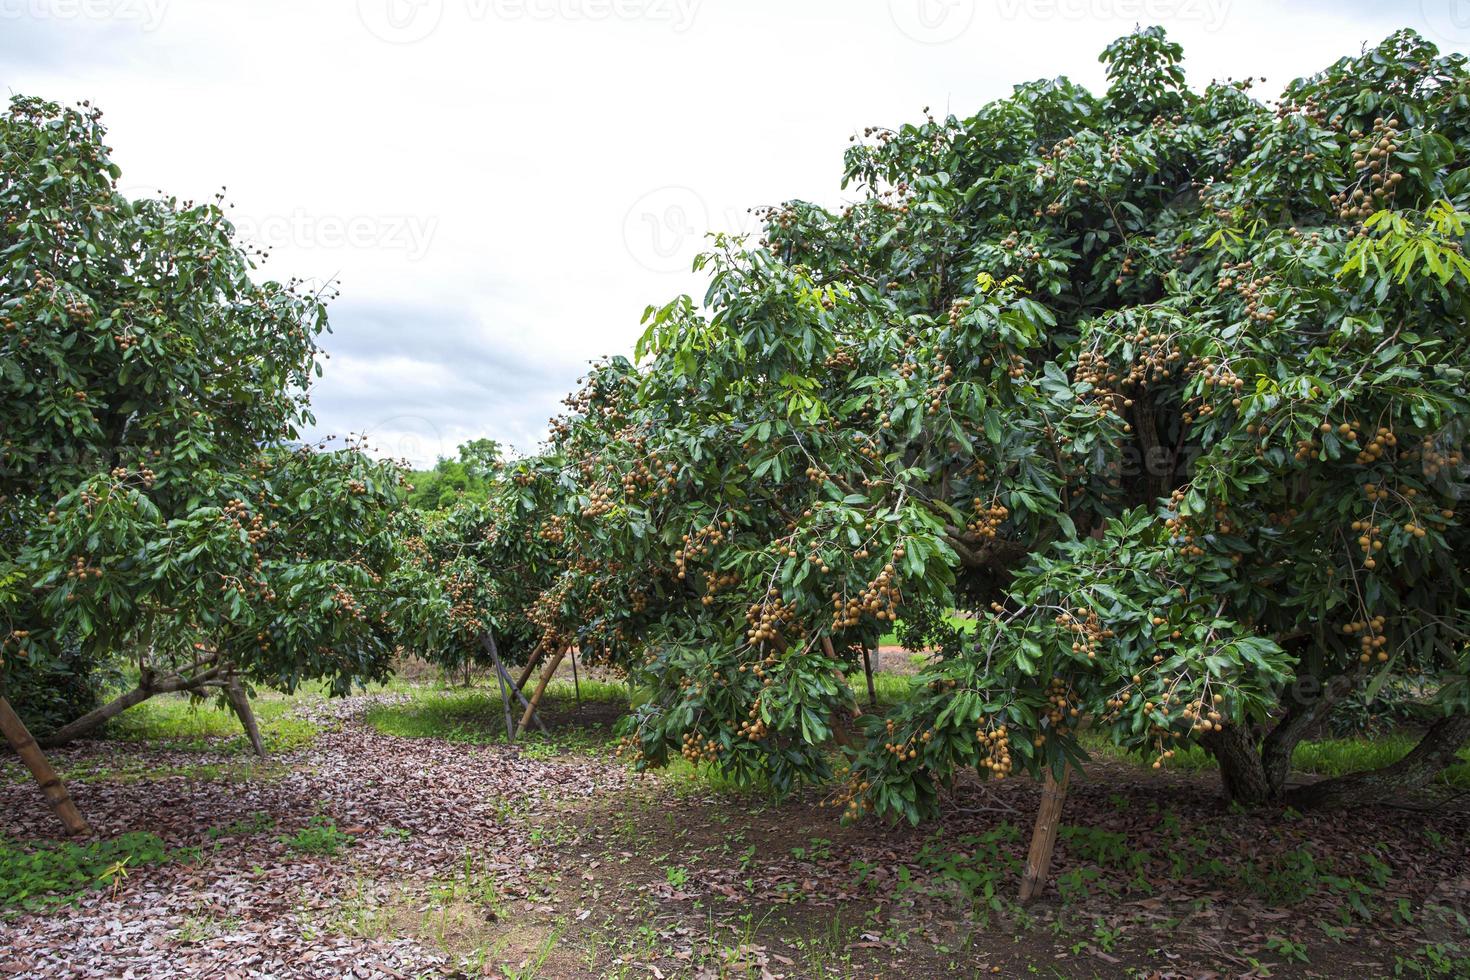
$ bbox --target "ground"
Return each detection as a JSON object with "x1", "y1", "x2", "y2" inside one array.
[{"x1": 2, "y1": 675, "x2": 1468, "y2": 979}]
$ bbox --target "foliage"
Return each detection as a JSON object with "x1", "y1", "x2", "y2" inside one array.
[
  {"x1": 0, "y1": 95, "x2": 444, "y2": 728},
  {"x1": 280, "y1": 816, "x2": 353, "y2": 857},
  {"x1": 407, "y1": 439, "x2": 502, "y2": 510},
  {"x1": 437, "y1": 28, "x2": 1470, "y2": 819},
  {"x1": 0, "y1": 832, "x2": 168, "y2": 917}
]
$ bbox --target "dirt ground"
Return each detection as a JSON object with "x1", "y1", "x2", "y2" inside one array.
[{"x1": 2, "y1": 690, "x2": 1467, "y2": 978}]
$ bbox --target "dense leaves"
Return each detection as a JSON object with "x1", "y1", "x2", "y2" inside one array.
[
  {"x1": 0, "y1": 96, "x2": 438, "y2": 730},
  {"x1": 446, "y1": 28, "x2": 1470, "y2": 819}
]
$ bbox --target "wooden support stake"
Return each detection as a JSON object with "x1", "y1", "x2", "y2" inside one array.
[
  {"x1": 483, "y1": 633, "x2": 544, "y2": 738},
  {"x1": 1018, "y1": 764, "x2": 1071, "y2": 904},
  {"x1": 223, "y1": 676, "x2": 266, "y2": 757},
  {"x1": 0, "y1": 695, "x2": 90, "y2": 836},
  {"x1": 483, "y1": 632, "x2": 517, "y2": 743},
  {"x1": 861, "y1": 644, "x2": 877, "y2": 709},
  {"x1": 570, "y1": 647, "x2": 582, "y2": 709},
  {"x1": 518, "y1": 648, "x2": 567, "y2": 734}
]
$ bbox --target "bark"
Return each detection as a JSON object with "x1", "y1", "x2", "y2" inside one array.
[
  {"x1": 41, "y1": 663, "x2": 221, "y2": 747},
  {"x1": 224, "y1": 676, "x2": 266, "y2": 757},
  {"x1": 1019, "y1": 765, "x2": 1071, "y2": 903},
  {"x1": 1286, "y1": 712, "x2": 1470, "y2": 809},
  {"x1": 0, "y1": 695, "x2": 90, "y2": 836},
  {"x1": 514, "y1": 642, "x2": 548, "y2": 693},
  {"x1": 1260, "y1": 669, "x2": 1358, "y2": 793},
  {"x1": 518, "y1": 648, "x2": 567, "y2": 733},
  {"x1": 1201, "y1": 723, "x2": 1274, "y2": 804}
]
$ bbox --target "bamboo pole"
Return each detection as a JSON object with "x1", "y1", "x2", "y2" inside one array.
[
  {"x1": 518, "y1": 647, "x2": 567, "y2": 734},
  {"x1": 0, "y1": 695, "x2": 90, "y2": 836},
  {"x1": 482, "y1": 632, "x2": 517, "y2": 742},
  {"x1": 1018, "y1": 764, "x2": 1071, "y2": 903},
  {"x1": 570, "y1": 647, "x2": 582, "y2": 709},
  {"x1": 861, "y1": 644, "x2": 877, "y2": 709}
]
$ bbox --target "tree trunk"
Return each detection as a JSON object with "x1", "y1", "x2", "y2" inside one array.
[
  {"x1": 514, "y1": 642, "x2": 548, "y2": 693},
  {"x1": 1201, "y1": 724, "x2": 1275, "y2": 804},
  {"x1": 1019, "y1": 764, "x2": 1071, "y2": 903},
  {"x1": 0, "y1": 696, "x2": 90, "y2": 836},
  {"x1": 40, "y1": 665, "x2": 221, "y2": 747},
  {"x1": 223, "y1": 676, "x2": 266, "y2": 757},
  {"x1": 518, "y1": 648, "x2": 566, "y2": 733},
  {"x1": 1260, "y1": 669, "x2": 1358, "y2": 793},
  {"x1": 1287, "y1": 712, "x2": 1470, "y2": 809}
]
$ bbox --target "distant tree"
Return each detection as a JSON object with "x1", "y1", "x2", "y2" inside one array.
[{"x1": 406, "y1": 439, "x2": 502, "y2": 510}]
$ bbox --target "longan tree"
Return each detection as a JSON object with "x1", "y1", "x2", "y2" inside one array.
[
  {"x1": 481, "y1": 28, "x2": 1469, "y2": 817},
  {"x1": 0, "y1": 95, "x2": 440, "y2": 779}
]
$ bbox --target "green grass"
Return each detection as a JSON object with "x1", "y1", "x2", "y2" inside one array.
[
  {"x1": 1081, "y1": 731, "x2": 1470, "y2": 789},
  {"x1": 877, "y1": 612, "x2": 976, "y2": 647},
  {"x1": 104, "y1": 692, "x2": 320, "y2": 754},
  {"x1": 871, "y1": 672, "x2": 916, "y2": 705},
  {"x1": 363, "y1": 680, "x2": 627, "y2": 756}
]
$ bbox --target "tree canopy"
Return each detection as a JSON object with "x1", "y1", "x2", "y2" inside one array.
[
  {"x1": 0, "y1": 96, "x2": 439, "y2": 741},
  {"x1": 442, "y1": 28, "x2": 1470, "y2": 819}
]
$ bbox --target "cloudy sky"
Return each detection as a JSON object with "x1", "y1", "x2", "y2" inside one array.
[{"x1": 5, "y1": 0, "x2": 1466, "y2": 466}]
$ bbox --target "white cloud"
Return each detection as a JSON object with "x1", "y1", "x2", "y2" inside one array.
[{"x1": 4, "y1": 0, "x2": 1454, "y2": 466}]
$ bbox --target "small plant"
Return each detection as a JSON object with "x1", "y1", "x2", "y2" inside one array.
[
  {"x1": 0, "y1": 832, "x2": 169, "y2": 916},
  {"x1": 1266, "y1": 935, "x2": 1310, "y2": 964},
  {"x1": 208, "y1": 811, "x2": 277, "y2": 839},
  {"x1": 280, "y1": 816, "x2": 352, "y2": 857},
  {"x1": 665, "y1": 865, "x2": 689, "y2": 889}
]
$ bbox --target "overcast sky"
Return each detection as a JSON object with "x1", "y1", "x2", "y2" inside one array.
[{"x1": 5, "y1": 0, "x2": 1466, "y2": 466}]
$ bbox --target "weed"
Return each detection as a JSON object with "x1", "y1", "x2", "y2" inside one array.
[
  {"x1": 0, "y1": 832, "x2": 169, "y2": 916},
  {"x1": 280, "y1": 816, "x2": 352, "y2": 857}
]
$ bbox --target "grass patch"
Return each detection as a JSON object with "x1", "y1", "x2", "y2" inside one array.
[
  {"x1": 1081, "y1": 731, "x2": 1470, "y2": 789},
  {"x1": 877, "y1": 612, "x2": 976, "y2": 647},
  {"x1": 105, "y1": 693, "x2": 319, "y2": 754},
  {"x1": 0, "y1": 832, "x2": 170, "y2": 918},
  {"x1": 281, "y1": 816, "x2": 353, "y2": 857},
  {"x1": 364, "y1": 681, "x2": 626, "y2": 756},
  {"x1": 871, "y1": 672, "x2": 915, "y2": 706}
]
